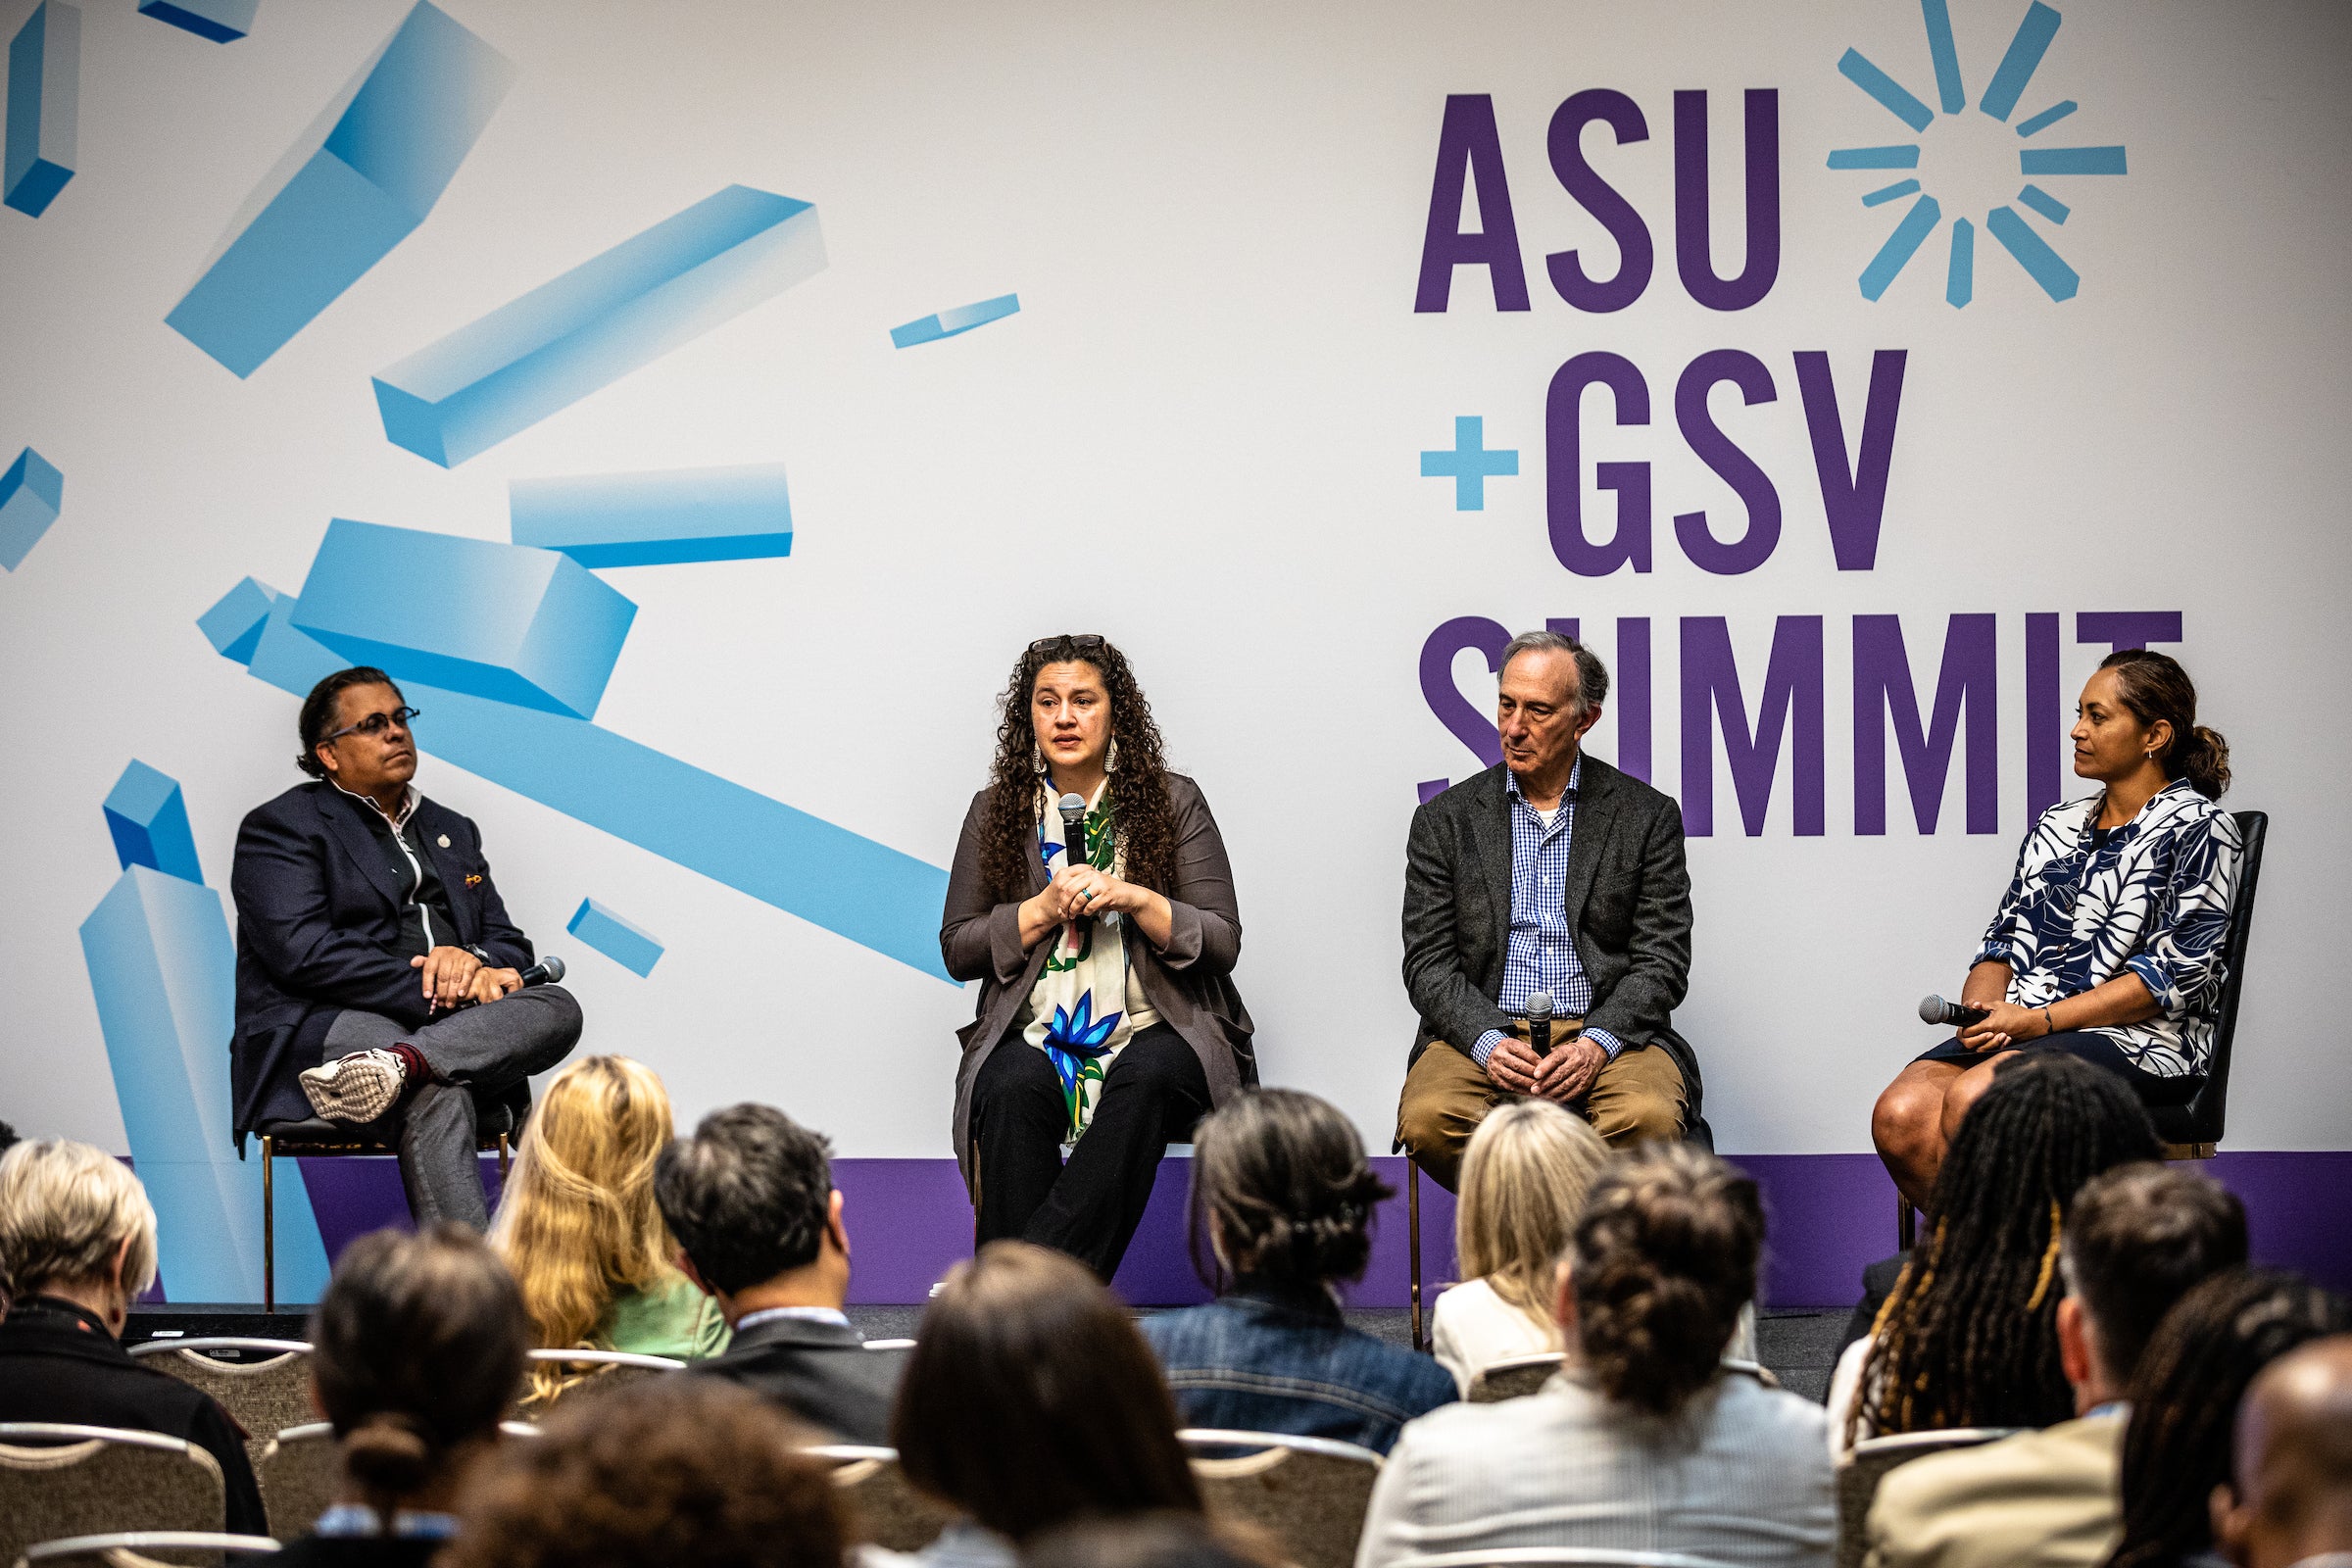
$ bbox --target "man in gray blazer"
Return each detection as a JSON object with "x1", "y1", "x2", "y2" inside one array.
[{"x1": 1397, "y1": 629, "x2": 1699, "y2": 1188}]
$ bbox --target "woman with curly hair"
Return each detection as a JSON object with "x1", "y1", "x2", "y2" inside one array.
[
  {"x1": 942, "y1": 634, "x2": 1253, "y2": 1279},
  {"x1": 488, "y1": 1055, "x2": 726, "y2": 1400}
]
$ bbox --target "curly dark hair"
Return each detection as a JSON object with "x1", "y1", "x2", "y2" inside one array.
[
  {"x1": 1188, "y1": 1088, "x2": 1392, "y2": 1294},
  {"x1": 1849, "y1": 1054, "x2": 2158, "y2": 1446},
  {"x1": 978, "y1": 636, "x2": 1177, "y2": 903},
  {"x1": 447, "y1": 1376, "x2": 847, "y2": 1568}
]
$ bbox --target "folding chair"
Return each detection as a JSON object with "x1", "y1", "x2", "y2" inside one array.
[
  {"x1": 1180, "y1": 1429, "x2": 1384, "y2": 1568},
  {"x1": 512, "y1": 1348, "x2": 683, "y2": 1416},
  {"x1": 1466, "y1": 1351, "x2": 1565, "y2": 1402},
  {"x1": 0, "y1": 1425, "x2": 226, "y2": 1566},
  {"x1": 127, "y1": 1342, "x2": 314, "y2": 1471},
  {"x1": 805, "y1": 1446, "x2": 956, "y2": 1553},
  {"x1": 1835, "y1": 1429, "x2": 2017, "y2": 1568}
]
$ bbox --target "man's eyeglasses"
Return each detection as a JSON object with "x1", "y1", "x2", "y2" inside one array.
[
  {"x1": 324, "y1": 707, "x2": 421, "y2": 743},
  {"x1": 1029, "y1": 634, "x2": 1105, "y2": 654}
]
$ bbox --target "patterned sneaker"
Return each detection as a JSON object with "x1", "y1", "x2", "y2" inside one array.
[{"x1": 298, "y1": 1048, "x2": 408, "y2": 1123}]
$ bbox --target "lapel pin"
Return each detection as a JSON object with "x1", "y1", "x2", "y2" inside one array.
[{"x1": 437, "y1": 835, "x2": 451, "y2": 848}]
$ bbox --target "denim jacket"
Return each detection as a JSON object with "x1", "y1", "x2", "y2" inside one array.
[{"x1": 1139, "y1": 1281, "x2": 1457, "y2": 1454}]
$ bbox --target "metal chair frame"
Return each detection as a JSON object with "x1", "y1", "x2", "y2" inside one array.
[
  {"x1": 21, "y1": 1532, "x2": 280, "y2": 1565},
  {"x1": 1391, "y1": 1549, "x2": 1740, "y2": 1568},
  {"x1": 1177, "y1": 1429, "x2": 1386, "y2": 1466}
]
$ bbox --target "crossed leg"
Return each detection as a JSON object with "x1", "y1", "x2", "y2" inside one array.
[{"x1": 1871, "y1": 1050, "x2": 2019, "y2": 1212}]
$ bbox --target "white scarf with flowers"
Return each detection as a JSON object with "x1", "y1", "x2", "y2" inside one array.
[{"x1": 1021, "y1": 780, "x2": 1136, "y2": 1143}]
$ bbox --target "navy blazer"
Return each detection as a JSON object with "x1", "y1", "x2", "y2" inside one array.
[{"x1": 229, "y1": 780, "x2": 534, "y2": 1142}]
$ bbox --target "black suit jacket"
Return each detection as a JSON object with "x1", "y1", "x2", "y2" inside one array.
[
  {"x1": 685, "y1": 1315, "x2": 908, "y2": 1445},
  {"x1": 0, "y1": 1298, "x2": 268, "y2": 1536},
  {"x1": 229, "y1": 781, "x2": 534, "y2": 1141},
  {"x1": 1401, "y1": 756, "x2": 1702, "y2": 1118}
]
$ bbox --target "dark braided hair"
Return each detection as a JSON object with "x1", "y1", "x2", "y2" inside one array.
[
  {"x1": 1848, "y1": 1054, "x2": 2158, "y2": 1446},
  {"x1": 1188, "y1": 1089, "x2": 1392, "y2": 1295},
  {"x1": 2106, "y1": 1269, "x2": 2351, "y2": 1568},
  {"x1": 978, "y1": 636, "x2": 1178, "y2": 903}
]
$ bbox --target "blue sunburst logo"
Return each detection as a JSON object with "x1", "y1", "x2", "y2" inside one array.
[{"x1": 1831, "y1": 1, "x2": 2127, "y2": 305}]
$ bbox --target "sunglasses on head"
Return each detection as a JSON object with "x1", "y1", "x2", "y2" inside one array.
[{"x1": 1028, "y1": 634, "x2": 1106, "y2": 655}]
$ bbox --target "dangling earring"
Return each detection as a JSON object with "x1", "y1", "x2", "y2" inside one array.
[
  {"x1": 1104, "y1": 737, "x2": 1120, "y2": 774},
  {"x1": 1032, "y1": 742, "x2": 1048, "y2": 775}
]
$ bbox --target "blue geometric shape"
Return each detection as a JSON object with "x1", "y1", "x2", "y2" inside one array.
[
  {"x1": 2016, "y1": 100, "x2": 2078, "y2": 136},
  {"x1": 197, "y1": 575, "x2": 282, "y2": 663},
  {"x1": 4, "y1": 2, "x2": 78, "y2": 219},
  {"x1": 2020, "y1": 145, "x2": 2128, "y2": 175},
  {"x1": 220, "y1": 575, "x2": 953, "y2": 980},
  {"x1": 1837, "y1": 49, "x2": 1934, "y2": 132},
  {"x1": 1862, "y1": 178, "x2": 1922, "y2": 207},
  {"x1": 511, "y1": 464, "x2": 793, "y2": 566},
  {"x1": 1985, "y1": 204, "x2": 2080, "y2": 300},
  {"x1": 371, "y1": 184, "x2": 826, "y2": 467},
  {"x1": 1828, "y1": 145, "x2": 1920, "y2": 170},
  {"x1": 1859, "y1": 194, "x2": 1942, "y2": 300},
  {"x1": 1945, "y1": 218, "x2": 1975, "y2": 309},
  {"x1": 889, "y1": 292, "x2": 1020, "y2": 349},
  {"x1": 0, "y1": 445, "x2": 64, "y2": 569},
  {"x1": 2017, "y1": 184, "x2": 2071, "y2": 223},
  {"x1": 289, "y1": 519, "x2": 638, "y2": 719},
  {"x1": 1979, "y1": 1, "x2": 2062, "y2": 122},
  {"x1": 1420, "y1": 416, "x2": 1518, "y2": 512},
  {"x1": 81, "y1": 864, "x2": 332, "y2": 1303},
  {"x1": 104, "y1": 761, "x2": 203, "y2": 884},
  {"x1": 566, "y1": 897, "x2": 663, "y2": 977},
  {"x1": 164, "y1": 2, "x2": 514, "y2": 377},
  {"x1": 136, "y1": 0, "x2": 256, "y2": 43},
  {"x1": 1920, "y1": 0, "x2": 1966, "y2": 113}
]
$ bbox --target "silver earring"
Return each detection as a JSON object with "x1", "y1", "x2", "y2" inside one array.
[
  {"x1": 1032, "y1": 743, "x2": 1047, "y2": 775},
  {"x1": 1104, "y1": 738, "x2": 1120, "y2": 774}
]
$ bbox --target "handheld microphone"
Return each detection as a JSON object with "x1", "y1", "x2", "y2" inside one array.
[
  {"x1": 1527, "y1": 993, "x2": 1554, "y2": 1057},
  {"x1": 1056, "y1": 793, "x2": 1091, "y2": 930},
  {"x1": 1919, "y1": 993, "x2": 1989, "y2": 1028},
  {"x1": 519, "y1": 956, "x2": 565, "y2": 987}
]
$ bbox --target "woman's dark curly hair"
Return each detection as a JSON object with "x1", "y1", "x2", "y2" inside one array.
[
  {"x1": 1188, "y1": 1088, "x2": 1392, "y2": 1295},
  {"x1": 979, "y1": 636, "x2": 1177, "y2": 901}
]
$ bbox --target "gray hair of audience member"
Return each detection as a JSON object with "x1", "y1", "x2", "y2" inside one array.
[
  {"x1": 653, "y1": 1103, "x2": 833, "y2": 1294},
  {"x1": 2214, "y1": 1335, "x2": 2352, "y2": 1568},
  {"x1": 1566, "y1": 1142, "x2": 1762, "y2": 1419},
  {"x1": 1499, "y1": 629, "x2": 1610, "y2": 715},
  {"x1": 2058, "y1": 1162, "x2": 2248, "y2": 1390},
  {"x1": 0, "y1": 1139, "x2": 159, "y2": 1305},
  {"x1": 310, "y1": 1223, "x2": 528, "y2": 1518},
  {"x1": 1023, "y1": 1511, "x2": 1277, "y2": 1568},
  {"x1": 1187, "y1": 1088, "x2": 1391, "y2": 1294}
]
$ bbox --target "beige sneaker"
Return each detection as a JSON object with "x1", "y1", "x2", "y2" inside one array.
[{"x1": 298, "y1": 1048, "x2": 407, "y2": 1123}]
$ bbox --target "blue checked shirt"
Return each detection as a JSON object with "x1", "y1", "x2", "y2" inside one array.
[{"x1": 1469, "y1": 757, "x2": 1624, "y2": 1067}]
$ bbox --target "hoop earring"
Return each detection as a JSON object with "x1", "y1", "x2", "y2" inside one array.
[
  {"x1": 1104, "y1": 738, "x2": 1120, "y2": 774},
  {"x1": 1032, "y1": 743, "x2": 1048, "y2": 775}
]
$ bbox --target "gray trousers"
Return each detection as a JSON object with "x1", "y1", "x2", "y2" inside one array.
[{"x1": 322, "y1": 984, "x2": 582, "y2": 1229}]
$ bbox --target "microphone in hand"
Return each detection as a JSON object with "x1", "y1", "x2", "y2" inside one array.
[
  {"x1": 518, "y1": 956, "x2": 565, "y2": 988},
  {"x1": 1919, "y1": 993, "x2": 1989, "y2": 1028},
  {"x1": 1527, "y1": 992, "x2": 1554, "y2": 1057},
  {"x1": 1057, "y1": 793, "x2": 1091, "y2": 924}
]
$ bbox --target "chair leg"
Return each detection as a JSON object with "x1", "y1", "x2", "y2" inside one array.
[
  {"x1": 1896, "y1": 1194, "x2": 1917, "y2": 1252},
  {"x1": 498, "y1": 1132, "x2": 511, "y2": 1180},
  {"x1": 262, "y1": 1136, "x2": 275, "y2": 1314},
  {"x1": 1408, "y1": 1159, "x2": 1425, "y2": 1353}
]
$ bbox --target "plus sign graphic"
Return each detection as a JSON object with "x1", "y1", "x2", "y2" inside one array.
[{"x1": 1420, "y1": 416, "x2": 1518, "y2": 511}]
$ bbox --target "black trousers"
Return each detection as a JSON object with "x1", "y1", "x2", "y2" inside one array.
[{"x1": 971, "y1": 1022, "x2": 1212, "y2": 1280}]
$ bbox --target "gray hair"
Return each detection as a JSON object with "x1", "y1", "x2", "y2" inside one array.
[
  {"x1": 0, "y1": 1139, "x2": 160, "y2": 1299},
  {"x1": 1500, "y1": 630, "x2": 1610, "y2": 714}
]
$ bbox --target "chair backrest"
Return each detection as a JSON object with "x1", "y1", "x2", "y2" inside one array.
[
  {"x1": 0, "y1": 1425, "x2": 227, "y2": 1567},
  {"x1": 251, "y1": 1425, "x2": 335, "y2": 1542},
  {"x1": 126, "y1": 1343, "x2": 315, "y2": 1472},
  {"x1": 803, "y1": 1446, "x2": 956, "y2": 1554},
  {"x1": 1835, "y1": 1429, "x2": 2018, "y2": 1568},
  {"x1": 1466, "y1": 1352, "x2": 1565, "y2": 1403},
  {"x1": 1386, "y1": 1549, "x2": 1738, "y2": 1567},
  {"x1": 1179, "y1": 1430, "x2": 1385, "y2": 1568},
  {"x1": 20, "y1": 1532, "x2": 280, "y2": 1568},
  {"x1": 2174, "y1": 809, "x2": 2267, "y2": 1144},
  {"x1": 512, "y1": 1348, "x2": 684, "y2": 1416}
]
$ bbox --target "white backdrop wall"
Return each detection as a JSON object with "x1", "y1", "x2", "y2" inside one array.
[{"x1": 4, "y1": 0, "x2": 2347, "y2": 1171}]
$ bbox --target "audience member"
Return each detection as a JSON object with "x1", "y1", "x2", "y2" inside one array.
[
  {"x1": 0, "y1": 1139, "x2": 266, "y2": 1535},
  {"x1": 1024, "y1": 1513, "x2": 1273, "y2": 1568},
  {"x1": 276, "y1": 1224, "x2": 528, "y2": 1566},
  {"x1": 1832, "y1": 1054, "x2": 2160, "y2": 1454},
  {"x1": 445, "y1": 1376, "x2": 845, "y2": 1568},
  {"x1": 1356, "y1": 1144, "x2": 1834, "y2": 1568},
  {"x1": 887, "y1": 1241, "x2": 1204, "y2": 1568},
  {"x1": 490, "y1": 1055, "x2": 727, "y2": 1401},
  {"x1": 2211, "y1": 1337, "x2": 2352, "y2": 1568},
  {"x1": 1863, "y1": 1164, "x2": 2248, "y2": 1568},
  {"x1": 1140, "y1": 1089, "x2": 1454, "y2": 1453},
  {"x1": 654, "y1": 1103, "x2": 905, "y2": 1443},
  {"x1": 2109, "y1": 1270, "x2": 2352, "y2": 1568}
]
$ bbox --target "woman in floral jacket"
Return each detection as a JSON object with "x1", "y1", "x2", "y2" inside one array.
[{"x1": 1872, "y1": 649, "x2": 2241, "y2": 1207}]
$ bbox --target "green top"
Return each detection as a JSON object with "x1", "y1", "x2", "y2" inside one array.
[{"x1": 598, "y1": 1269, "x2": 731, "y2": 1360}]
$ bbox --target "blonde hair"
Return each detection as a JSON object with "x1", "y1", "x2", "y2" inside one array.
[
  {"x1": 1455, "y1": 1101, "x2": 1610, "y2": 1321},
  {"x1": 489, "y1": 1056, "x2": 682, "y2": 1388},
  {"x1": 0, "y1": 1139, "x2": 160, "y2": 1301}
]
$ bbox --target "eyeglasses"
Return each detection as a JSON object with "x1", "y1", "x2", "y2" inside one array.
[
  {"x1": 1029, "y1": 634, "x2": 1105, "y2": 654},
  {"x1": 324, "y1": 707, "x2": 420, "y2": 743}
]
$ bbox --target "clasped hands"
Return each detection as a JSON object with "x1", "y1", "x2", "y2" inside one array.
[
  {"x1": 413, "y1": 946, "x2": 523, "y2": 1012},
  {"x1": 1486, "y1": 1033, "x2": 1606, "y2": 1103},
  {"x1": 1031, "y1": 862, "x2": 1152, "y2": 924},
  {"x1": 1955, "y1": 1000, "x2": 2057, "y2": 1054}
]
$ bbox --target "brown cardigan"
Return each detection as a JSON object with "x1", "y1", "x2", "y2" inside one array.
[{"x1": 939, "y1": 772, "x2": 1255, "y2": 1186}]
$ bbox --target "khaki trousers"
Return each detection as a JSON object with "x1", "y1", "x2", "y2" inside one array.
[{"x1": 1395, "y1": 1022, "x2": 1688, "y2": 1192}]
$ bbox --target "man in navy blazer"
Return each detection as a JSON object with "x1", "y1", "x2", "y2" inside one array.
[{"x1": 230, "y1": 666, "x2": 582, "y2": 1228}]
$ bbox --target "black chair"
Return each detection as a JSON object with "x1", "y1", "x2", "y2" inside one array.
[
  {"x1": 1898, "y1": 808, "x2": 2267, "y2": 1248},
  {"x1": 258, "y1": 1086, "x2": 525, "y2": 1311}
]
